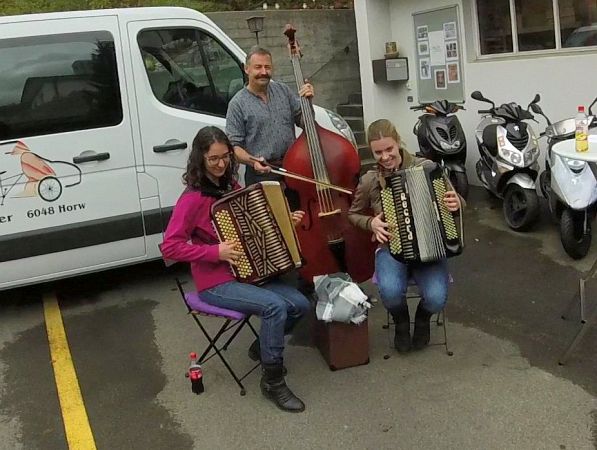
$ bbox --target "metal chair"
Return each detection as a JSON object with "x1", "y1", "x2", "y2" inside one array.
[
  {"x1": 175, "y1": 278, "x2": 261, "y2": 395},
  {"x1": 382, "y1": 280, "x2": 453, "y2": 359}
]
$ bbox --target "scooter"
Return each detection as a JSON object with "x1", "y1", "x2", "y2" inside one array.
[
  {"x1": 470, "y1": 91, "x2": 542, "y2": 231},
  {"x1": 533, "y1": 98, "x2": 597, "y2": 259},
  {"x1": 411, "y1": 100, "x2": 469, "y2": 199}
]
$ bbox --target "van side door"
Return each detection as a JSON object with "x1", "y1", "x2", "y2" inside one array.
[
  {"x1": 0, "y1": 15, "x2": 144, "y2": 289},
  {"x1": 126, "y1": 19, "x2": 245, "y2": 230}
]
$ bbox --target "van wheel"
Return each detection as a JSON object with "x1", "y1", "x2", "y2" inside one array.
[
  {"x1": 38, "y1": 176, "x2": 62, "y2": 202},
  {"x1": 560, "y1": 209, "x2": 591, "y2": 259},
  {"x1": 503, "y1": 184, "x2": 539, "y2": 231}
]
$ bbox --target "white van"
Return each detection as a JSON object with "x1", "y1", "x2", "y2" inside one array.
[{"x1": 0, "y1": 7, "x2": 357, "y2": 290}]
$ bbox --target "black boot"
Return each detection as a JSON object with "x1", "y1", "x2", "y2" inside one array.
[
  {"x1": 248, "y1": 339, "x2": 288, "y2": 375},
  {"x1": 412, "y1": 303, "x2": 433, "y2": 350},
  {"x1": 260, "y1": 363, "x2": 305, "y2": 413},
  {"x1": 390, "y1": 303, "x2": 411, "y2": 353}
]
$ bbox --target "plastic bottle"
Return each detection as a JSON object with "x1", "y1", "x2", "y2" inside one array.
[
  {"x1": 575, "y1": 105, "x2": 589, "y2": 153},
  {"x1": 187, "y1": 352, "x2": 204, "y2": 394}
]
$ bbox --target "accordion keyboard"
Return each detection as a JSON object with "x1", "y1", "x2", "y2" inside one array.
[
  {"x1": 213, "y1": 188, "x2": 293, "y2": 282},
  {"x1": 381, "y1": 164, "x2": 462, "y2": 263}
]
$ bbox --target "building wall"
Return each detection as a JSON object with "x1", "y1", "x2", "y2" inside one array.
[
  {"x1": 207, "y1": 10, "x2": 361, "y2": 111},
  {"x1": 355, "y1": 0, "x2": 597, "y2": 184}
]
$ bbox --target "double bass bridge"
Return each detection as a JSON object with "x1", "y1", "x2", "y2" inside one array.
[{"x1": 317, "y1": 208, "x2": 341, "y2": 218}]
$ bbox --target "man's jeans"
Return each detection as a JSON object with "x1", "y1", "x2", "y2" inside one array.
[
  {"x1": 200, "y1": 280, "x2": 310, "y2": 365},
  {"x1": 375, "y1": 247, "x2": 449, "y2": 314}
]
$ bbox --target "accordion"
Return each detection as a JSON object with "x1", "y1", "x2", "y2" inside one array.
[
  {"x1": 211, "y1": 181, "x2": 303, "y2": 285},
  {"x1": 380, "y1": 163, "x2": 463, "y2": 263}
]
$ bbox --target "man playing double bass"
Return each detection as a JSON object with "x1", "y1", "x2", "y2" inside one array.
[{"x1": 225, "y1": 45, "x2": 314, "y2": 211}]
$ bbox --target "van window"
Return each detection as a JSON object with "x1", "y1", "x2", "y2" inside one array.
[
  {"x1": 138, "y1": 28, "x2": 244, "y2": 117},
  {"x1": 0, "y1": 32, "x2": 123, "y2": 141}
]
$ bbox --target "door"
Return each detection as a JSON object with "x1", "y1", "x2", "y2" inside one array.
[
  {"x1": 0, "y1": 15, "x2": 144, "y2": 289},
  {"x1": 127, "y1": 19, "x2": 246, "y2": 215}
]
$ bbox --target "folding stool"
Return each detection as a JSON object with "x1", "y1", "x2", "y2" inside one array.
[
  {"x1": 381, "y1": 279, "x2": 453, "y2": 359},
  {"x1": 175, "y1": 279, "x2": 261, "y2": 395}
]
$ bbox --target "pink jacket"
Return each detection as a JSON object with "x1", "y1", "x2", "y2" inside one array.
[{"x1": 160, "y1": 187, "x2": 235, "y2": 292}]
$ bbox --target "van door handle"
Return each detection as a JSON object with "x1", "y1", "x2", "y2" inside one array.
[
  {"x1": 73, "y1": 152, "x2": 110, "y2": 164},
  {"x1": 153, "y1": 140, "x2": 187, "y2": 153}
]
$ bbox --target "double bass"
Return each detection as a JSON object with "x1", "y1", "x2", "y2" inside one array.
[{"x1": 282, "y1": 25, "x2": 376, "y2": 283}]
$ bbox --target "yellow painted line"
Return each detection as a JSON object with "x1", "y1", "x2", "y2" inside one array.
[{"x1": 43, "y1": 292, "x2": 97, "y2": 450}]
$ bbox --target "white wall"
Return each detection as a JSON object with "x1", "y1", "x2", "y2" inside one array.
[{"x1": 355, "y1": 0, "x2": 597, "y2": 184}]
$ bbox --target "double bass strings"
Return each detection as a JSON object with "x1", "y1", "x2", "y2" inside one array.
[{"x1": 290, "y1": 55, "x2": 336, "y2": 215}]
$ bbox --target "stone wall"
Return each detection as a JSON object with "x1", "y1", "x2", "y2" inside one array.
[{"x1": 206, "y1": 9, "x2": 361, "y2": 111}]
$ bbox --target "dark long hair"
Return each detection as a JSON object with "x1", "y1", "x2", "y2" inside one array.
[{"x1": 183, "y1": 126, "x2": 237, "y2": 195}]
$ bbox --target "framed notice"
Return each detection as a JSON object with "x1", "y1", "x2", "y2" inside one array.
[{"x1": 413, "y1": 6, "x2": 464, "y2": 103}]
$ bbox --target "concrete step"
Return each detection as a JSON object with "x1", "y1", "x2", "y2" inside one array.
[
  {"x1": 336, "y1": 103, "x2": 363, "y2": 117},
  {"x1": 348, "y1": 92, "x2": 362, "y2": 104},
  {"x1": 345, "y1": 116, "x2": 364, "y2": 132},
  {"x1": 357, "y1": 144, "x2": 370, "y2": 160},
  {"x1": 354, "y1": 130, "x2": 366, "y2": 146}
]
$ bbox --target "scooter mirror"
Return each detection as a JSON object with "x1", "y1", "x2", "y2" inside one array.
[
  {"x1": 589, "y1": 96, "x2": 597, "y2": 115},
  {"x1": 531, "y1": 93, "x2": 541, "y2": 104},
  {"x1": 530, "y1": 103, "x2": 542, "y2": 114},
  {"x1": 471, "y1": 91, "x2": 485, "y2": 101}
]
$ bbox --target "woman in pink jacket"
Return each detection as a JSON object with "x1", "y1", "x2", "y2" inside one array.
[{"x1": 161, "y1": 126, "x2": 309, "y2": 413}]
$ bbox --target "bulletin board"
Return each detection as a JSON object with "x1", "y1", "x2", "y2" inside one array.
[{"x1": 413, "y1": 6, "x2": 464, "y2": 103}]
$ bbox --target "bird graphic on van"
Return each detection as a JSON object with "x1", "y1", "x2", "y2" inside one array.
[{"x1": 0, "y1": 140, "x2": 82, "y2": 206}]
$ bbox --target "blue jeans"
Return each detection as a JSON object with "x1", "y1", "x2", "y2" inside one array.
[
  {"x1": 375, "y1": 247, "x2": 449, "y2": 314},
  {"x1": 200, "y1": 280, "x2": 311, "y2": 365}
]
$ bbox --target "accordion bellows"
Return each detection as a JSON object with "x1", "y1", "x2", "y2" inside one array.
[
  {"x1": 381, "y1": 163, "x2": 462, "y2": 263},
  {"x1": 211, "y1": 181, "x2": 302, "y2": 285}
]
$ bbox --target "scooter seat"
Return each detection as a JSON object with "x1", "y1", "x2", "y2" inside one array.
[{"x1": 482, "y1": 124, "x2": 499, "y2": 156}]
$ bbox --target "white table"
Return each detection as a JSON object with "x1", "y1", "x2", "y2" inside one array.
[
  {"x1": 551, "y1": 133, "x2": 597, "y2": 161},
  {"x1": 551, "y1": 132, "x2": 597, "y2": 364}
]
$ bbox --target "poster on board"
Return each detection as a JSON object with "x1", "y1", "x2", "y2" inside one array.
[
  {"x1": 445, "y1": 41, "x2": 458, "y2": 61},
  {"x1": 443, "y1": 21, "x2": 457, "y2": 40},
  {"x1": 417, "y1": 25, "x2": 429, "y2": 40},
  {"x1": 428, "y1": 30, "x2": 445, "y2": 66},
  {"x1": 419, "y1": 58, "x2": 431, "y2": 79},
  {"x1": 447, "y1": 61, "x2": 460, "y2": 83},
  {"x1": 434, "y1": 68, "x2": 447, "y2": 90}
]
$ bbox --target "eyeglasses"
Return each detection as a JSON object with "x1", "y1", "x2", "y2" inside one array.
[{"x1": 205, "y1": 153, "x2": 232, "y2": 166}]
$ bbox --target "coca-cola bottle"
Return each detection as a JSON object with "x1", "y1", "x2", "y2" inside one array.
[{"x1": 187, "y1": 352, "x2": 204, "y2": 394}]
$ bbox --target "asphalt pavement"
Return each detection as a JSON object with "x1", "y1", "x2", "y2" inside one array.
[{"x1": 0, "y1": 186, "x2": 596, "y2": 449}]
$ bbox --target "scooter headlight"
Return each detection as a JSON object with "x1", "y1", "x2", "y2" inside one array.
[
  {"x1": 440, "y1": 141, "x2": 451, "y2": 150},
  {"x1": 563, "y1": 157, "x2": 586, "y2": 174},
  {"x1": 499, "y1": 147, "x2": 523, "y2": 166},
  {"x1": 326, "y1": 110, "x2": 357, "y2": 148}
]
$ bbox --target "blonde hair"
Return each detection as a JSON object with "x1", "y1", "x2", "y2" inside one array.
[{"x1": 366, "y1": 119, "x2": 401, "y2": 145}]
